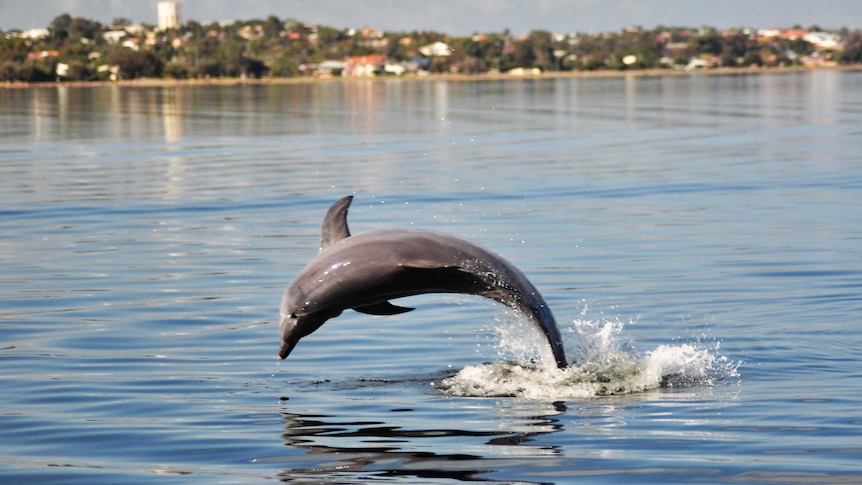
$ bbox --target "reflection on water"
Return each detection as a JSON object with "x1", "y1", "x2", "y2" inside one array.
[
  {"x1": 278, "y1": 411, "x2": 506, "y2": 482},
  {"x1": 273, "y1": 395, "x2": 567, "y2": 483},
  {"x1": 3, "y1": 70, "x2": 849, "y2": 147}
]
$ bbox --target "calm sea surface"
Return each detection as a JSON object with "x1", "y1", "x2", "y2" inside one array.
[{"x1": 1, "y1": 71, "x2": 861, "y2": 483}]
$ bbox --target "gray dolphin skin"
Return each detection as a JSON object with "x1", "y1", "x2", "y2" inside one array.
[{"x1": 278, "y1": 196, "x2": 568, "y2": 369}]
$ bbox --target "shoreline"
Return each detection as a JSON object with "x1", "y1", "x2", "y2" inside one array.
[{"x1": 2, "y1": 64, "x2": 860, "y2": 89}]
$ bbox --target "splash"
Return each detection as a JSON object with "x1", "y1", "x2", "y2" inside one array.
[{"x1": 436, "y1": 306, "x2": 740, "y2": 400}]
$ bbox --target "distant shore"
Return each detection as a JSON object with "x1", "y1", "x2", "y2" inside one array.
[{"x1": 3, "y1": 64, "x2": 860, "y2": 89}]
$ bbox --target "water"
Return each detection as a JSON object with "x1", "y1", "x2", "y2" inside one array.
[{"x1": 1, "y1": 70, "x2": 861, "y2": 483}]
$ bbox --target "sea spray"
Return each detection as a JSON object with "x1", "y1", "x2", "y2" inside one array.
[{"x1": 437, "y1": 307, "x2": 739, "y2": 399}]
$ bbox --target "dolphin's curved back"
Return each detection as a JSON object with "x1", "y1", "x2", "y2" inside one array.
[{"x1": 438, "y1": 236, "x2": 566, "y2": 368}]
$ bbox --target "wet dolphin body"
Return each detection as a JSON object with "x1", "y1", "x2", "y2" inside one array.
[{"x1": 278, "y1": 196, "x2": 568, "y2": 369}]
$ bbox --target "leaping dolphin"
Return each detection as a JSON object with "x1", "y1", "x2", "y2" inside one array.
[{"x1": 278, "y1": 196, "x2": 568, "y2": 369}]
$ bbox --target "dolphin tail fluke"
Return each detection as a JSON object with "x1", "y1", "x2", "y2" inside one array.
[
  {"x1": 353, "y1": 301, "x2": 415, "y2": 315},
  {"x1": 320, "y1": 195, "x2": 353, "y2": 250},
  {"x1": 531, "y1": 306, "x2": 568, "y2": 369},
  {"x1": 550, "y1": 341, "x2": 568, "y2": 369}
]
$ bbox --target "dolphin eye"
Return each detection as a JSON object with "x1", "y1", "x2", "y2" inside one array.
[{"x1": 289, "y1": 313, "x2": 297, "y2": 319}]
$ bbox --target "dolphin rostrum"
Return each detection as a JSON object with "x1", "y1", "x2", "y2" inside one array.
[{"x1": 278, "y1": 196, "x2": 568, "y2": 369}]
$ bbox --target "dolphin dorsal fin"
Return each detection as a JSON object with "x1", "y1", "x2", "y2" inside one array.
[{"x1": 320, "y1": 195, "x2": 353, "y2": 250}]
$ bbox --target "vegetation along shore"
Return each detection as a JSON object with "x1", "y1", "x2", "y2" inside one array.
[{"x1": 3, "y1": 10, "x2": 862, "y2": 86}]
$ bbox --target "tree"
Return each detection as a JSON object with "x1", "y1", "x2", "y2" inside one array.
[
  {"x1": 840, "y1": 31, "x2": 862, "y2": 64},
  {"x1": 269, "y1": 55, "x2": 298, "y2": 76},
  {"x1": 0, "y1": 61, "x2": 19, "y2": 81},
  {"x1": 12, "y1": 61, "x2": 54, "y2": 82},
  {"x1": 695, "y1": 30, "x2": 723, "y2": 56},
  {"x1": 106, "y1": 49, "x2": 164, "y2": 79},
  {"x1": 459, "y1": 56, "x2": 487, "y2": 74},
  {"x1": 229, "y1": 56, "x2": 268, "y2": 78},
  {"x1": 164, "y1": 62, "x2": 190, "y2": 79},
  {"x1": 0, "y1": 36, "x2": 30, "y2": 64},
  {"x1": 263, "y1": 15, "x2": 282, "y2": 38},
  {"x1": 194, "y1": 59, "x2": 223, "y2": 78},
  {"x1": 720, "y1": 32, "x2": 750, "y2": 66},
  {"x1": 69, "y1": 17, "x2": 101, "y2": 40},
  {"x1": 65, "y1": 60, "x2": 95, "y2": 81},
  {"x1": 48, "y1": 14, "x2": 73, "y2": 44},
  {"x1": 526, "y1": 30, "x2": 555, "y2": 71}
]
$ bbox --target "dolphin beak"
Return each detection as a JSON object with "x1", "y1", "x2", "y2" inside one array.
[
  {"x1": 278, "y1": 312, "x2": 299, "y2": 359},
  {"x1": 277, "y1": 311, "x2": 333, "y2": 360},
  {"x1": 278, "y1": 338, "x2": 297, "y2": 359}
]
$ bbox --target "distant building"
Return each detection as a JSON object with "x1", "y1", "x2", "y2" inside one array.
[
  {"x1": 419, "y1": 41, "x2": 452, "y2": 57},
  {"x1": 19, "y1": 28, "x2": 49, "y2": 39},
  {"x1": 803, "y1": 32, "x2": 841, "y2": 50},
  {"x1": 344, "y1": 54, "x2": 387, "y2": 77},
  {"x1": 157, "y1": 2, "x2": 181, "y2": 31},
  {"x1": 103, "y1": 30, "x2": 127, "y2": 44}
]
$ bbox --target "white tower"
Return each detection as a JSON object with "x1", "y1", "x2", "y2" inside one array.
[{"x1": 157, "y1": 2, "x2": 181, "y2": 31}]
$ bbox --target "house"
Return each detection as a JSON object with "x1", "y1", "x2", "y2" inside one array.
[
  {"x1": 18, "y1": 28, "x2": 49, "y2": 39},
  {"x1": 384, "y1": 63, "x2": 406, "y2": 76},
  {"x1": 122, "y1": 38, "x2": 141, "y2": 51},
  {"x1": 26, "y1": 50, "x2": 59, "y2": 61},
  {"x1": 803, "y1": 32, "x2": 841, "y2": 50},
  {"x1": 315, "y1": 60, "x2": 346, "y2": 77},
  {"x1": 419, "y1": 41, "x2": 452, "y2": 57},
  {"x1": 685, "y1": 57, "x2": 715, "y2": 70},
  {"x1": 238, "y1": 25, "x2": 263, "y2": 40},
  {"x1": 103, "y1": 30, "x2": 127, "y2": 44},
  {"x1": 344, "y1": 54, "x2": 387, "y2": 77},
  {"x1": 780, "y1": 29, "x2": 808, "y2": 41}
]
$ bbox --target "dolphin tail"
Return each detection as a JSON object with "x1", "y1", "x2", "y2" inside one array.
[
  {"x1": 484, "y1": 288, "x2": 568, "y2": 369},
  {"x1": 525, "y1": 302, "x2": 568, "y2": 369}
]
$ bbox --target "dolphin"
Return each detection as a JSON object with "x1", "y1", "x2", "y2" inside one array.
[{"x1": 278, "y1": 196, "x2": 568, "y2": 369}]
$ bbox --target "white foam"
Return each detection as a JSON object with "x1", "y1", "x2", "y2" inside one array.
[{"x1": 436, "y1": 307, "x2": 740, "y2": 400}]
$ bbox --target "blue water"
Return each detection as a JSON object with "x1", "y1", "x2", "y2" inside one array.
[{"x1": 1, "y1": 71, "x2": 861, "y2": 483}]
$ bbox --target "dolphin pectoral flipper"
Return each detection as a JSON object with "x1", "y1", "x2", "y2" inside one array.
[{"x1": 353, "y1": 301, "x2": 415, "y2": 315}]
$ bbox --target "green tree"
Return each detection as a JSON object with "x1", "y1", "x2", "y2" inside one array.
[
  {"x1": 65, "y1": 60, "x2": 95, "y2": 81},
  {"x1": 48, "y1": 14, "x2": 73, "y2": 44},
  {"x1": 106, "y1": 49, "x2": 164, "y2": 79},
  {"x1": 194, "y1": 59, "x2": 223, "y2": 78},
  {"x1": 0, "y1": 36, "x2": 30, "y2": 64},
  {"x1": 269, "y1": 55, "x2": 299, "y2": 76},
  {"x1": 695, "y1": 30, "x2": 723, "y2": 56},
  {"x1": 69, "y1": 17, "x2": 102, "y2": 40},
  {"x1": 164, "y1": 62, "x2": 190, "y2": 79},
  {"x1": 234, "y1": 56, "x2": 268, "y2": 77},
  {"x1": 840, "y1": 31, "x2": 862, "y2": 64},
  {"x1": 263, "y1": 15, "x2": 283, "y2": 38},
  {"x1": 526, "y1": 30, "x2": 554, "y2": 70},
  {"x1": 0, "y1": 61, "x2": 20, "y2": 81},
  {"x1": 15, "y1": 61, "x2": 54, "y2": 82},
  {"x1": 720, "y1": 32, "x2": 750, "y2": 66}
]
